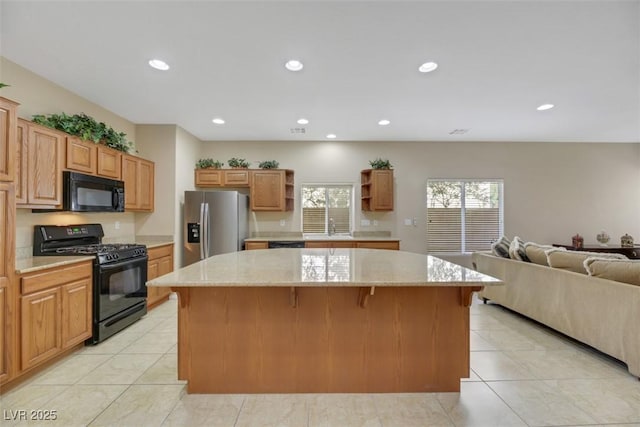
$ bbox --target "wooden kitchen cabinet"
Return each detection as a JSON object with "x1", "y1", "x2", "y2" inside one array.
[
  {"x1": 194, "y1": 169, "x2": 250, "y2": 187},
  {"x1": 0, "y1": 97, "x2": 18, "y2": 182},
  {"x1": 361, "y1": 169, "x2": 394, "y2": 211},
  {"x1": 66, "y1": 136, "x2": 97, "y2": 174},
  {"x1": 147, "y1": 244, "x2": 174, "y2": 309},
  {"x1": 65, "y1": 137, "x2": 122, "y2": 180},
  {"x1": 97, "y1": 145, "x2": 122, "y2": 179},
  {"x1": 20, "y1": 261, "x2": 92, "y2": 371},
  {"x1": 244, "y1": 241, "x2": 269, "y2": 250},
  {"x1": 122, "y1": 154, "x2": 154, "y2": 212},
  {"x1": 15, "y1": 119, "x2": 64, "y2": 208},
  {"x1": 0, "y1": 183, "x2": 16, "y2": 385},
  {"x1": 355, "y1": 241, "x2": 400, "y2": 250},
  {"x1": 250, "y1": 169, "x2": 294, "y2": 211}
]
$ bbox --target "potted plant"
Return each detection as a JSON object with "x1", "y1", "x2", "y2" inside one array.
[
  {"x1": 31, "y1": 112, "x2": 134, "y2": 153},
  {"x1": 195, "y1": 158, "x2": 223, "y2": 169},
  {"x1": 258, "y1": 160, "x2": 279, "y2": 169},
  {"x1": 228, "y1": 157, "x2": 250, "y2": 168},
  {"x1": 369, "y1": 158, "x2": 393, "y2": 169}
]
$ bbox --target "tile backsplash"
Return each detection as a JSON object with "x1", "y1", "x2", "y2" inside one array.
[{"x1": 16, "y1": 210, "x2": 137, "y2": 256}]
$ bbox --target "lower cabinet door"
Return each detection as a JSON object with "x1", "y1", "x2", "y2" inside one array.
[
  {"x1": 61, "y1": 279, "x2": 92, "y2": 348},
  {"x1": 21, "y1": 288, "x2": 62, "y2": 370}
]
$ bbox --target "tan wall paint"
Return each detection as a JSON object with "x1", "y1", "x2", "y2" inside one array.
[
  {"x1": 201, "y1": 140, "x2": 640, "y2": 254},
  {"x1": 6, "y1": 56, "x2": 141, "y2": 251}
]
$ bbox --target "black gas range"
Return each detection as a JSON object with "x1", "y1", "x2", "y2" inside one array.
[{"x1": 34, "y1": 224, "x2": 148, "y2": 344}]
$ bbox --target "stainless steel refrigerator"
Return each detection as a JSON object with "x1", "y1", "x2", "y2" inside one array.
[{"x1": 183, "y1": 191, "x2": 249, "y2": 267}]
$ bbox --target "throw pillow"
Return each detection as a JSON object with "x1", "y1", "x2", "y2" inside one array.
[
  {"x1": 545, "y1": 248, "x2": 627, "y2": 274},
  {"x1": 491, "y1": 236, "x2": 511, "y2": 258},
  {"x1": 583, "y1": 257, "x2": 640, "y2": 287},
  {"x1": 524, "y1": 242, "x2": 557, "y2": 266},
  {"x1": 508, "y1": 236, "x2": 530, "y2": 262}
]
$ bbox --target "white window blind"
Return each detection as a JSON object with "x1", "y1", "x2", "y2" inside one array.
[
  {"x1": 302, "y1": 185, "x2": 352, "y2": 234},
  {"x1": 426, "y1": 180, "x2": 503, "y2": 253}
]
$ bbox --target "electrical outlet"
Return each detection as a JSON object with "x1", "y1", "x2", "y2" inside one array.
[
  {"x1": 115, "y1": 221, "x2": 120, "y2": 230},
  {"x1": 373, "y1": 220, "x2": 378, "y2": 226},
  {"x1": 404, "y1": 218, "x2": 412, "y2": 226},
  {"x1": 361, "y1": 219, "x2": 371, "y2": 226},
  {"x1": 279, "y1": 219, "x2": 286, "y2": 227}
]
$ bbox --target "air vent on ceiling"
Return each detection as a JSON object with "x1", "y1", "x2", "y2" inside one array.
[
  {"x1": 290, "y1": 127, "x2": 306, "y2": 134},
  {"x1": 448, "y1": 129, "x2": 470, "y2": 135}
]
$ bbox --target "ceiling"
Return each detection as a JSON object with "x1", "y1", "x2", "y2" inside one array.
[{"x1": 1, "y1": 1, "x2": 639, "y2": 143}]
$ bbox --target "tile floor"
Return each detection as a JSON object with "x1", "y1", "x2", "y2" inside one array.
[{"x1": 1, "y1": 296, "x2": 639, "y2": 427}]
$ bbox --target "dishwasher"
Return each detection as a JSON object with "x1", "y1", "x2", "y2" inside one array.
[{"x1": 268, "y1": 241, "x2": 305, "y2": 249}]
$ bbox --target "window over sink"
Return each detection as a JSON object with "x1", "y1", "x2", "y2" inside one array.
[{"x1": 301, "y1": 184, "x2": 353, "y2": 235}]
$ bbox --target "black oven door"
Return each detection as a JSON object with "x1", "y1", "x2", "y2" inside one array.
[{"x1": 96, "y1": 256, "x2": 148, "y2": 322}]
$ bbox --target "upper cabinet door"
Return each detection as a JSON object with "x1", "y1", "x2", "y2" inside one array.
[
  {"x1": 27, "y1": 123, "x2": 64, "y2": 207},
  {"x1": 0, "y1": 97, "x2": 18, "y2": 182},
  {"x1": 96, "y1": 145, "x2": 122, "y2": 179},
  {"x1": 122, "y1": 154, "x2": 154, "y2": 212},
  {"x1": 66, "y1": 136, "x2": 97, "y2": 174}
]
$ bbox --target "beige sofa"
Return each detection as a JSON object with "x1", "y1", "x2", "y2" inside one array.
[{"x1": 472, "y1": 251, "x2": 640, "y2": 377}]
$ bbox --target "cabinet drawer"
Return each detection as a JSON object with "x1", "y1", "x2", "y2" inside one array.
[
  {"x1": 148, "y1": 244, "x2": 173, "y2": 260},
  {"x1": 21, "y1": 262, "x2": 93, "y2": 295}
]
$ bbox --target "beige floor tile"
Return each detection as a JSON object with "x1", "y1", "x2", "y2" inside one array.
[
  {"x1": 166, "y1": 344, "x2": 177, "y2": 354},
  {"x1": 487, "y1": 379, "x2": 598, "y2": 426},
  {"x1": 80, "y1": 330, "x2": 146, "y2": 355},
  {"x1": 461, "y1": 369, "x2": 482, "y2": 382},
  {"x1": 470, "y1": 331, "x2": 498, "y2": 351},
  {"x1": 122, "y1": 315, "x2": 166, "y2": 335},
  {"x1": 471, "y1": 351, "x2": 536, "y2": 381},
  {"x1": 162, "y1": 394, "x2": 245, "y2": 427},
  {"x1": 437, "y1": 382, "x2": 527, "y2": 427},
  {"x1": 13, "y1": 385, "x2": 127, "y2": 427},
  {"x1": 371, "y1": 393, "x2": 453, "y2": 427},
  {"x1": 505, "y1": 349, "x2": 630, "y2": 380},
  {"x1": 0, "y1": 385, "x2": 69, "y2": 426},
  {"x1": 89, "y1": 384, "x2": 184, "y2": 427},
  {"x1": 235, "y1": 394, "x2": 309, "y2": 427},
  {"x1": 77, "y1": 354, "x2": 162, "y2": 385},
  {"x1": 307, "y1": 394, "x2": 380, "y2": 427},
  {"x1": 550, "y1": 378, "x2": 640, "y2": 424},
  {"x1": 150, "y1": 317, "x2": 178, "y2": 334},
  {"x1": 135, "y1": 354, "x2": 185, "y2": 385},
  {"x1": 470, "y1": 314, "x2": 508, "y2": 330},
  {"x1": 31, "y1": 354, "x2": 113, "y2": 385},
  {"x1": 120, "y1": 332, "x2": 176, "y2": 354}
]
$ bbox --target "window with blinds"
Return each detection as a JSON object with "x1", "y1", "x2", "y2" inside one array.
[
  {"x1": 302, "y1": 185, "x2": 352, "y2": 234},
  {"x1": 426, "y1": 180, "x2": 503, "y2": 253}
]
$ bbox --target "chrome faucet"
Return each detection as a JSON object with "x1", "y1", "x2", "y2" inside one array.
[{"x1": 329, "y1": 218, "x2": 336, "y2": 236}]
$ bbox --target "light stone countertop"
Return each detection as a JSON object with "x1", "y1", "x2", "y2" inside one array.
[
  {"x1": 103, "y1": 235, "x2": 174, "y2": 249},
  {"x1": 16, "y1": 256, "x2": 95, "y2": 274},
  {"x1": 244, "y1": 236, "x2": 399, "y2": 242},
  {"x1": 147, "y1": 248, "x2": 502, "y2": 288}
]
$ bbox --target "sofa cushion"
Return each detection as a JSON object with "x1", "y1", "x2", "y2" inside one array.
[
  {"x1": 583, "y1": 257, "x2": 640, "y2": 286},
  {"x1": 545, "y1": 248, "x2": 628, "y2": 274},
  {"x1": 524, "y1": 242, "x2": 556, "y2": 266},
  {"x1": 508, "y1": 236, "x2": 530, "y2": 262},
  {"x1": 491, "y1": 236, "x2": 511, "y2": 258}
]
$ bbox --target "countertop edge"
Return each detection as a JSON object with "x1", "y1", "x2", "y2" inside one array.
[
  {"x1": 149, "y1": 281, "x2": 501, "y2": 288},
  {"x1": 16, "y1": 256, "x2": 95, "y2": 275}
]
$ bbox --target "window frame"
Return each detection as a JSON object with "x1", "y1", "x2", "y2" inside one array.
[
  {"x1": 300, "y1": 183, "x2": 355, "y2": 235},
  {"x1": 426, "y1": 178, "x2": 504, "y2": 254}
]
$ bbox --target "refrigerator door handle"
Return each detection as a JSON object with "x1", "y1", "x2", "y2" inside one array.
[
  {"x1": 199, "y1": 202, "x2": 206, "y2": 260},
  {"x1": 204, "y1": 202, "x2": 211, "y2": 258}
]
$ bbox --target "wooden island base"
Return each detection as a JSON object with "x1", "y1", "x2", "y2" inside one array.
[{"x1": 174, "y1": 285, "x2": 480, "y2": 394}]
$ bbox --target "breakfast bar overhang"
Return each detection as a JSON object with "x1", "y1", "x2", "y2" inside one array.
[{"x1": 147, "y1": 248, "x2": 502, "y2": 394}]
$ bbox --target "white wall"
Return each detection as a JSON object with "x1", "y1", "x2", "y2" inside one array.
[{"x1": 201, "y1": 140, "x2": 640, "y2": 254}]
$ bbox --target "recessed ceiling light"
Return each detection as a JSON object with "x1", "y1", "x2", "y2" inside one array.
[
  {"x1": 536, "y1": 104, "x2": 555, "y2": 111},
  {"x1": 285, "y1": 59, "x2": 304, "y2": 72},
  {"x1": 148, "y1": 59, "x2": 169, "y2": 71},
  {"x1": 297, "y1": 118, "x2": 309, "y2": 125},
  {"x1": 378, "y1": 119, "x2": 391, "y2": 126},
  {"x1": 326, "y1": 134, "x2": 337, "y2": 139},
  {"x1": 212, "y1": 118, "x2": 225, "y2": 125},
  {"x1": 418, "y1": 62, "x2": 438, "y2": 73}
]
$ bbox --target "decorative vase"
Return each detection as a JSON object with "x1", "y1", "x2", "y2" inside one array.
[
  {"x1": 621, "y1": 233, "x2": 634, "y2": 248},
  {"x1": 572, "y1": 234, "x2": 584, "y2": 249},
  {"x1": 596, "y1": 231, "x2": 610, "y2": 246}
]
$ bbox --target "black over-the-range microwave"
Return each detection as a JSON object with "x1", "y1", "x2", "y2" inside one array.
[{"x1": 60, "y1": 171, "x2": 125, "y2": 212}]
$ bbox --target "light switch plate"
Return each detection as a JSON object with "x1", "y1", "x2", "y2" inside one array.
[
  {"x1": 404, "y1": 218, "x2": 412, "y2": 226},
  {"x1": 361, "y1": 219, "x2": 371, "y2": 226}
]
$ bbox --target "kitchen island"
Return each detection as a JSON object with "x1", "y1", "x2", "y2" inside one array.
[{"x1": 147, "y1": 248, "x2": 501, "y2": 394}]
